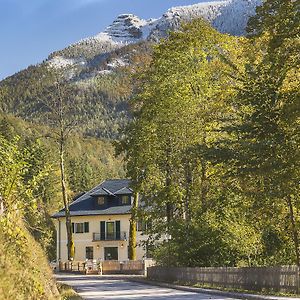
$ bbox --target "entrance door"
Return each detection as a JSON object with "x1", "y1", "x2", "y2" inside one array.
[
  {"x1": 104, "y1": 247, "x2": 118, "y2": 260},
  {"x1": 86, "y1": 246, "x2": 94, "y2": 260}
]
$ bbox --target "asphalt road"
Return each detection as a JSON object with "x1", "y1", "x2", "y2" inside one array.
[{"x1": 55, "y1": 274, "x2": 238, "y2": 300}]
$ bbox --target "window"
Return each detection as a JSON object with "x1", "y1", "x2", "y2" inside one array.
[
  {"x1": 84, "y1": 222, "x2": 89, "y2": 233},
  {"x1": 137, "y1": 221, "x2": 147, "y2": 232},
  {"x1": 106, "y1": 222, "x2": 115, "y2": 240},
  {"x1": 72, "y1": 222, "x2": 89, "y2": 234},
  {"x1": 100, "y1": 220, "x2": 121, "y2": 240},
  {"x1": 121, "y1": 195, "x2": 130, "y2": 205},
  {"x1": 104, "y1": 247, "x2": 118, "y2": 260},
  {"x1": 86, "y1": 246, "x2": 93, "y2": 260},
  {"x1": 75, "y1": 223, "x2": 84, "y2": 233},
  {"x1": 97, "y1": 196, "x2": 105, "y2": 206}
]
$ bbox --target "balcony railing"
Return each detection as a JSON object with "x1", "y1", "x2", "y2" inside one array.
[{"x1": 93, "y1": 231, "x2": 127, "y2": 241}]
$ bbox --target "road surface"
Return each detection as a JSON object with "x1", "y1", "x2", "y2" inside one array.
[{"x1": 55, "y1": 274, "x2": 238, "y2": 300}]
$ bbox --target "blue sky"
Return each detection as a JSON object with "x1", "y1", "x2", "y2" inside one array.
[{"x1": 0, "y1": 0, "x2": 217, "y2": 80}]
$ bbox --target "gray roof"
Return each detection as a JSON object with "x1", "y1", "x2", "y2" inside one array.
[
  {"x1": 52, "y1": 179, "x2": 133, "y2": 218},
  {"x1": 52, "y1": 206, "x2": 132, "y2": 218},
  {"x1": 91, "y1": 179, "x2": 132, "y2": 195}
]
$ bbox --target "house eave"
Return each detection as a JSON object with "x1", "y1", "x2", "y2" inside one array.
[{"x1": 51, "y1": 211, "x2": 132, "y2": 219}]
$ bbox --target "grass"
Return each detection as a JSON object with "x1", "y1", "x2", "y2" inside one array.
[
  {"x1": 57, "y1": 283, "x2": 82, "y2": 300},
  {"x1": 190, "y1": 282, "x2": 299, "y2": 297},
  {"x1": 174, "y1": 282, "x2": 300, "y2": 297}
]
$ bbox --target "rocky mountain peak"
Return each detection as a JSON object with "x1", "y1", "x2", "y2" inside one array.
[
  {"x1": 104, "y1": 14, "x2": 149, "y2": 41},
  {"x1": 47, "y1": 0, "x2": 263, "y2": 69}
]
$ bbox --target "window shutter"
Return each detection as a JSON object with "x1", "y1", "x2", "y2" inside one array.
[
  {"x1": 84, "y1": 222, "x2": 89, "y2": 233},
  {"x1": 72, "y1": 223, "x2": 74, "y2": 233},
  {"x1": 116, "y1": 221, "x2": 121, "y2": 240},
  {"x1": 100, "y1": 221, "x2": 105, "y2": 240}
]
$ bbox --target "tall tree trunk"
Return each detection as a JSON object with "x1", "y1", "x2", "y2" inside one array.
[
  {"x1": 59, "y1": 137, "x2": 74, "y2": 261},
  {"x1": 200, "y1": 135, "x2": 208, "y2": 211},
  {"x1": 184, "y1": 160, "x2": 193, "y2": 223},
  {"x1": 165, "y1": 137, "x2": 174, "y2": 223},
  {"x1": 129, "y1": 192, "x2": 139, "y2": 260},
  {"x1": 286, "y1": 196, "x2": 300, "y2": 266},
  {"x1": 200, "y1": 158, "x2": 208, "y2": 210},
  {"x1": 166, "y1": 149, "x2": 173, "y2": 224},
  {"x1": 0, "y1": 196, "x2": 4, "y2": 216}
]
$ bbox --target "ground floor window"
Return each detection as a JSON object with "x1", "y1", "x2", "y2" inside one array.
[
  {"x1": 104, "y1": 247, "x2": 118, "y2": 260},
  {"x1": 86, "y1": 246, "x2": 93, "y2": 260}
]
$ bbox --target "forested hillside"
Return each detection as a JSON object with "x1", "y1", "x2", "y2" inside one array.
[
  {"x1": 0, "y1": 113, "x2": 125, "y2": 298},
  {"x1": 0, "y1": 119, "x2": 60, "y2": 299},
  {"x1": 0, "y1": 0, "x2": 261, "y2": 140},
  {"x1": 0, "y1": 114, "x2": 125, "y2": 251}
]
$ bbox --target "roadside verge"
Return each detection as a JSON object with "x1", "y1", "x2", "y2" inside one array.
[{"x1": 128, "y1": 277, "x2": 300, "y2": 300}]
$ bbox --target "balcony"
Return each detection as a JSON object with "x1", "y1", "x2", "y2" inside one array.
[{"x1": 93, "y1": 231, "x2": 127, "y2": 241}]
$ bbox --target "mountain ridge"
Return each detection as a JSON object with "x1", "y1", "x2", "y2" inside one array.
[
  {"x1": 0, "y1": 0, "x2": 262, "y2": 140},
  {"x1": 47, "y1": 0, "x2": 261, "y2": 70}
]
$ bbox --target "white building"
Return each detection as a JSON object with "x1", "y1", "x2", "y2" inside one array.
[{"x1": 52, "y1": 179, "x2": 148, "y2": 262}]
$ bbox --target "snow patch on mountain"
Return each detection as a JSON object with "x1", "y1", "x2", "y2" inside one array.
[
  {"x1": 104, "y1": 14, "x2": 149, "y2": 42},
  {"x1": 98, "y1": 70, "x2": 113, "y2": 75},
  {"x1": 48, "y1": 56, "x2": 86, "y2": 69},
  {"x1": 48, "y1": 0, "x2": 262, "y2": 70},
  {"x1": 213, "y1": 0, "x2": 263, "y2": 36},
  {"x1": 147, "y1": 1, "x2": 228, "y2": 41},
  {"x1": 78, "y1": 14, "x2": 156, "y2": 47},
  {"x1": 164, "y1": 1, "x2": 228, "y2": 21},
  {"x1": 70, "y1": 0, "x2": 261, "y2": 50},
  {"x1": 107, "y1": 58, "x2": 128, "y2": 69}
]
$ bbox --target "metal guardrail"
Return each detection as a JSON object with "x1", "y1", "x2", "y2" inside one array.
[{"x1": 93, "y1": 231, "x2": 127, "y2": 241}]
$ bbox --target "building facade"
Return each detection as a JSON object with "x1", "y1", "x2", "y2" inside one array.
[{"x1": 52, "y1": 179, "x2": 148, "y2": 262}]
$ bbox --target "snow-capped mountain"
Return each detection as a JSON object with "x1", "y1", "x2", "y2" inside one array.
[
  {"x1": 103, "y1": 14, "x2": 151, "y2": 42},
  {"x1": 147, "y1": 1, "x2": 227, "y2": 41},
  {"x1": 0, "y1": 0, "x2": 264, "y2": 140},
  {"x1": 48, "y1": 0, "x2": 262, "y2": 69},
  {"x1": 213, "y1": 0, "x2": 263, "y2": 36}
]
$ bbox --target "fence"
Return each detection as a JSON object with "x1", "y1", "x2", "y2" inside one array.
[
  {"x1": 147, "y1": 266, "x2": 300, "y2": 294},
  {"x1": 102, "y1": 260, "x2": 144, "y2": 274},
  {"x1": 58, "y1": 260, "x2": 151, "y2": 275}
]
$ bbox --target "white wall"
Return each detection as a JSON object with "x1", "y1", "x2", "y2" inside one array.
[{"x1": 54, "y1": 214, "x2": 148, "y2": 262}]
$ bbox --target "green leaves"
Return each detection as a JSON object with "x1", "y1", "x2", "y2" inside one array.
[
  {"x1": 122, "y1": 2, "x2": 299, "y2": 267},
  {"x1": 0, "y1": 136, "x2": 28, "y2": 210},
  {"x1": 220, "y1": 0, "x2": 300, "y2": 265},
  {"x1": 121, "y1": 19, "x2": 249, "y2": 266},
  {"x1": 0, "y1": 133, "x2": 59, "y2": 299}
]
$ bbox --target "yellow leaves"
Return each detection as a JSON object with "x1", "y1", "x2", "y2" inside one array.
[
  {"x1": 0, "y1": 213, "x2": 58, "y2": 299},
  {"x1": 281, "y1": 67, "x2": 300, "y2": 94}
]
